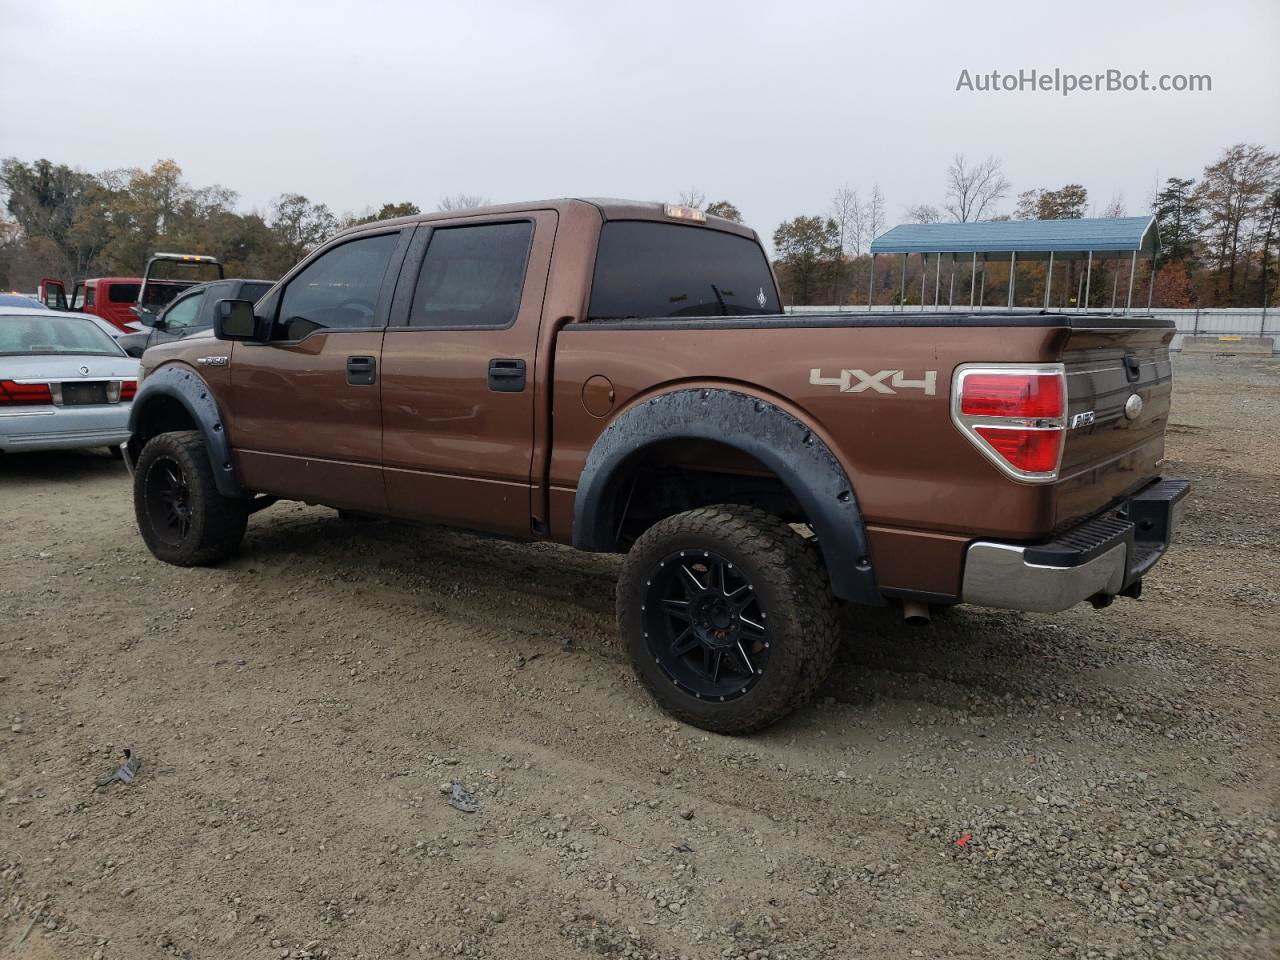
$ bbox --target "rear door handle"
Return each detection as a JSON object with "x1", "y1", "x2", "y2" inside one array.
[
  {"x1": 1123, "y1": 354, "x2": 1141, "y2": 382},
  {"x1": 488, "y1": 358, "x2": 526, "y2": 392},
  {"x1": 347, "y1": 355, "x2": 376, "y2": 386}
]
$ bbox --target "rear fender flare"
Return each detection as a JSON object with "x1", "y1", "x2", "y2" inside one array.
[
  {"x1": 127, "y1": 364, "x2": 244, "y2": 498},
  {"x1": 573, "y1": 387, "x2": 882, "y2": 606}
]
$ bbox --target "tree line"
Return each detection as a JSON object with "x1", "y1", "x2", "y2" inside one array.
[
  {"x1": 0, "y1": 157, "x2": 488, "y2": 291},
  {"x1": 764, "y1": 144, "x2": 1279, "y2": 308},
  {"x1": 3, "y1": 147, "x2": 1277, "y2": 310}
]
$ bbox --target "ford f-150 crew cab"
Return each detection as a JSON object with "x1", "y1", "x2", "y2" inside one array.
[{"x1": 124, "y1": 199, "x2": 1188, "y2": 733}]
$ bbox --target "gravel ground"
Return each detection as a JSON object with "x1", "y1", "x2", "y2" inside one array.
[{"x1": 1, "y1": 353, "x2": 1277, "y2": 960}]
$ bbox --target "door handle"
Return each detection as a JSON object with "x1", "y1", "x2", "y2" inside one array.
[
  {"x1": 488, "y1": 358, "x2": 526, "y2": 392},
  {"x1": 347, "y1": 355, "x2": 376, "y2": 386}
]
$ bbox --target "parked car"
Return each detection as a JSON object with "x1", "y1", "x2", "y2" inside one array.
[
  {"x1": 124, "y1": 199, "x2": 1188, "y2": 734},
  {"x1": 0, "y1": 308, "x2": 139, "y2": 456},
  {"x1": 39, "y1": 253, "x2": 223, "y2": 331},
  {"x1": 116, "y1": 278, "x2": 273, "y2": 358},
  {"x1": 1, "y1": 293, "x2": 49, "y2": 309}
]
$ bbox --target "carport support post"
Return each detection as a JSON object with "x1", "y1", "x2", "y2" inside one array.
[
  {"x1": 1084, "y1": 251, "x2": 1093, "y2": 311},
  {"x1": 1111, "y1": 263, "x2": 1119, "y2": 310},
  {"x1": 948, "y1": 255, "x2": 956, "y2": 308},
  {"x1": 979, "y1": 258, "x2": 986, "y2": 308},
  {"x1": 1076, "y1": 263, "x2": 1084, "y2": 311},
  {"x1": 920, "y1": 254, "x2": 927, "y2": 309},
  {"x1": 970, "y1": 252, "x2": 977, "y2": 308},
  {"x1": 1007, "y1": 251, "x2": 1017, "y2": 309},
  {"x1": 934, "y1": 252, "x2": 942, "y2": 307},
  {"x1": 1125, "y1": 250, "x2": 1137, "y2": 313},
  {"x1": 1044, "y1": 251, "x2": 1054, "y2": 309},
  {"x1": 900, "y1": 254, "x2": 906, "y2": 310},
  {"x1": 867, "y1": 253, "x2": 876, "y2": 312},
  {"x1": 1147, "y1": 253, "x2": 1157, "y2": 309}
]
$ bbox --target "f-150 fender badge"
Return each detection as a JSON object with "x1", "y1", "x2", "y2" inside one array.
[
  {"x1": 196, "y1": 356, "x2": 229, "y2": 366},
  {"x1": 809, "y1": 368, "x2": 938, "y2": 396},
  {"x1": 1069, "y1": 410, "x2": 1097, "y2": 429}
]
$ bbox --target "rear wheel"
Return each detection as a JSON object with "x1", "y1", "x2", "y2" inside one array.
[
  {"x1": 617, "y1": 505, "x2": 841, "y2": 734},
  {"x1": 134, "y1": 431, "x2": 248, "y2": 566}
]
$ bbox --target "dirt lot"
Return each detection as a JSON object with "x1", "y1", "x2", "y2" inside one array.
[{"x1": 2, "y1": 354, "x2": 1277, "y2": 960}]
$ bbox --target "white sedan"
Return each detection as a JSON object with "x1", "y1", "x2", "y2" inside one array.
[{"x1": 0, "y1": 308, "x2": 140, "y2": 455}]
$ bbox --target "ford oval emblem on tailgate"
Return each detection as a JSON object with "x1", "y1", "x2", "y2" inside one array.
[{"x1": 1124, "y1": 394, "x2": 1144, "y2": 420}]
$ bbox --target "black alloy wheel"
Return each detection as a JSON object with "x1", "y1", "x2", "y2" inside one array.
[
  {"x1": 642, "y1": 549, "x2": 771, "y2": 701},
  {"x1": 144, "y1": 455, "x2": 193, "y2": 546}
]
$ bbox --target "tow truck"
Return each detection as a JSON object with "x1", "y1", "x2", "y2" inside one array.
[{"x1": 39, "y1": 253, "x2": 224, "y2": 332}]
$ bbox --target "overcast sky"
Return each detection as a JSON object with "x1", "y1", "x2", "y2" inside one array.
[{"x1": 3, "y1": 0, "x2": 1278, "y2": 246}]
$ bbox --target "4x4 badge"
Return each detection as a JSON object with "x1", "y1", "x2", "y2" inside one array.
[{"x1": 810, "y1": 368, "x2": 937, "y2": 396}]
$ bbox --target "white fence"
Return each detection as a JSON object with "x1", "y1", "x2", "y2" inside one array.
[{"x1": 785, "y1": 306, "x2": 1276, "y2": 352}]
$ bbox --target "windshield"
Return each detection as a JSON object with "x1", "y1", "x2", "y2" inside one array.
[
  {"x1": 0, "y1": 313, "x2": 125, "y2": 356},
  {"x1": 588, "y1": 221, "x2": 781, "y2": 319}
]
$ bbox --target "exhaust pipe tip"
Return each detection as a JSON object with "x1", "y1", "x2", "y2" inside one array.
[{"x1": 902, "y1": 600, "x2": 932, "y2": 626}]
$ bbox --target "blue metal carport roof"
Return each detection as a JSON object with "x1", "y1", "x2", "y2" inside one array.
[{"x1": 870, "y1": 216, "x2": 1159, "y2": 259}]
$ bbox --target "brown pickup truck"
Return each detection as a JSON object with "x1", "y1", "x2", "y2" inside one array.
[{"x1": 125, "y1": 199, "x2": 1188, "y2": 733}]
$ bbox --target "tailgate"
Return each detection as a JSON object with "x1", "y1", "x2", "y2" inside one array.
[{"x1": 1055, "y1": 319, "x2": 1175, "y2": 530}]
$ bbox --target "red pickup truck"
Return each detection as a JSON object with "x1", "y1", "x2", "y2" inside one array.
[{"x1": 123, "y1": 199, "x2": 1188, "y2": 733}]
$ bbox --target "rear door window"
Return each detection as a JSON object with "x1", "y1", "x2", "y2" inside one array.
[
  {"x1": 407, "y1": 222, "x2": 533, "y2": 328},
  {"x1": 107, "y1": 283, "x2": 140, "y2": 303},
  {"x1": 588, "y1": 221, "x2": 780, "y2": 319}
]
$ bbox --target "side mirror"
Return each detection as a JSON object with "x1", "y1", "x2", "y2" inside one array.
[
  {"x1": 214, "y1": 299, "x2": 269, "y2": 341},
  {"x1": 139, "y1": 312, "x2": 159, "y2": 328}
]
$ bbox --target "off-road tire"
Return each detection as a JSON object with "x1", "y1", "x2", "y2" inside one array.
[
  {"x1": 617, "y1": 505, "x2": 842, "y2": 734},
  {"x1": 134, "y1": 431, "x2": 248, "y2": 566}
]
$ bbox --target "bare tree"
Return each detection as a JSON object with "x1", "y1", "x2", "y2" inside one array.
[
  {"x1": 1101, "y1": 194, "x2": 1127, "y2": 218},
  {"x1": 677, "y1": 187, "x2": 707, "y2": 209},
  {"x1": 437, "y1": 194, "x2": 490, "y2": 212},
  {"x1": 864, "y1": 184, "x2": 887, "y2": 246},
  {"x1": 830, "y1": 185, "x2": 863, "y2": 255},
  {"x1": 944, "y1": 154, "x2": 1010, "y2": 222},
  {"x1": 905, "y1": 203, "x2": 943, "y2": 223}
]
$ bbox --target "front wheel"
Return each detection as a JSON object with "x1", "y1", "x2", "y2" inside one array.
[
  {"x1": 133, "y1": 431, "x2": 248, "y2": 566},
  {"x1": 617, "y1": 505, "x2": 841, "y2": 734}
]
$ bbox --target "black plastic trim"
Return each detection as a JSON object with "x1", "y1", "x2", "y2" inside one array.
[
  {"x1": 127, "y1": 364, "x2": 244, "y2": 498},
  {"x1": 572, "y1": 388, "x2": 883, "y2": 606}
]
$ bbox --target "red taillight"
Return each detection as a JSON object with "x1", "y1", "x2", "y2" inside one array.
[
  {"x1": 0, "y1": 380, "x2": 53, "y2": 406},
  {"x1": 952, "y1": 365, "x2": 1067, "y2": 481},
  {"x1": 960, "y1": 373, "x2": 1064, "y2": 418},
  {"x1": 119, "y1": 379, "x2": 137, "y2": 401},
  {"x1": 974, "y1": 426, "x2": 1062, "y2": 473}
]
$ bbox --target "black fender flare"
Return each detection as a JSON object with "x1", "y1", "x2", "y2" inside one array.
[
  {"x1": 127, "y1": 364, "x2": 244, "y2": 498},
  {"x1": 572, "y1": 387, "x2": 882, "y2": 606}
]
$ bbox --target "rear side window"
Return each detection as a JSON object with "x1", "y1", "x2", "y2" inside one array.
[
  {"x1": 588, "y1": 221, "x2": 780, "y2": 319},
  {"x1": 107, "y1": 283, "x2": 140, "y2": 303},
  {"x1": 240, "y1": 281, "x2": 273, "y2": 303},
  {"x1": 408, "y1": 222, "x2": 533, "y2": 328}
]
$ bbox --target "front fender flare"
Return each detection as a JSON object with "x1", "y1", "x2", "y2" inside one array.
[
  {"x1": 127, "y1": 364, "x2": 244, "y2": 498},
  {"x1": 573, "y1": 387, "x2": 882, "y2": 606}
]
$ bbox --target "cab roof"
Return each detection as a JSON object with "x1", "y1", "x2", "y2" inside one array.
[{"x1": 334, "y1": 198, "x2": 759, "y2": 242}]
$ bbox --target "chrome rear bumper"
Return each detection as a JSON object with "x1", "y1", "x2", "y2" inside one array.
[{"x1": 961, "y1": 478, "x2": 1190, "y2": 613}]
